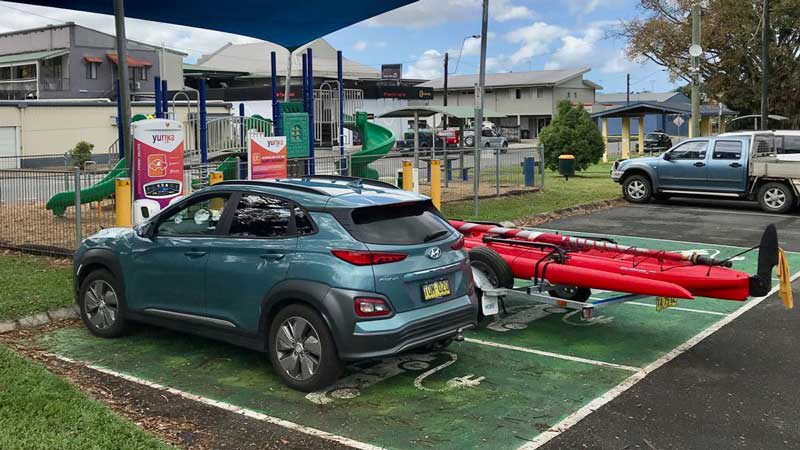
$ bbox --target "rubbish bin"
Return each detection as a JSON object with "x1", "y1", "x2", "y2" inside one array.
[
  {"x1": 558, "y1": 154, "x2": 576, "y2": 180},
  {"x1": 396, "y1": 169, "x2": 404, "y2": 188}
]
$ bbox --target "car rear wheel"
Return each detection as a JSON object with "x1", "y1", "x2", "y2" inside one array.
[
  {"x1": 468, "y1": 246, "x2": 514, "y2": 323},
  {"x1": 622, "y1": 174, "x2": 652, "y2": 204},
  {"x1": 758, "y1": 182, "x2": 795, "y2": 214},
  {"x1": 269, "y1": 304, "x2": 342, "y2": 392},
  {"x1": 79, "y1": 269, "x2": 128, "y2": 338}
]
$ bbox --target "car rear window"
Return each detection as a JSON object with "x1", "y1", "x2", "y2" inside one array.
[{"x1": 345, "y1": 201, "x2": 451, "y2": 245}]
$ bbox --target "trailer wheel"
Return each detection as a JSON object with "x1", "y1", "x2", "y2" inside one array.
[
  {"x1": 469, "y1": 246, "x2": 514, "y2": 324},
  {"x1": 548, "y1": 285, "x2": 591, "y2": 302},
  {"x1": 757, "y1": 182, "x2": 795, "y2": 214}
]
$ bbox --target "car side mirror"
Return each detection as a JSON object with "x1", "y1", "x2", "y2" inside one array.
[
  {"x1": 663, "y1": 152, "x2": 672, "y2": 161},
  {"x1": 136, "y1": 221, "x2": 156, "y2": 239}
]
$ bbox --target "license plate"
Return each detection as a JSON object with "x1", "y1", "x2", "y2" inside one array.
[
  {"x1": 422, "y1": 279, "x2": 451, "y2": 301},
  {"x1": 655, "y1": 297, "x2": 678, "y2": 311}
]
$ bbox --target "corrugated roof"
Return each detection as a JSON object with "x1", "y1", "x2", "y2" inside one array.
[
  {"x1": 596, "y1": 92, "x2": 685, "y2": 103},
  {"x1": 417, "y1": 68, "x2": 593, "y2": 90},
  {"x1": 0, "y1": 49, "x2": 68, "y2": 65},
  {"x1": 378, "y1": 105, "x2": 506, "y2": 119},
  {"x1": 591, "y1": 101, "x2": 737, "y2": 118}
]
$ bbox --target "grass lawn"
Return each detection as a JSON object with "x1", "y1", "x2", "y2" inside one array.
[
  {"x1": 442, "y1": 162, "x2": 620, "y2": 222},
  {"x1": 0, "y1": 252, "x2": 73, "y2": 321},
  {"x1": 0, "y1": 345, "x2": 172, "y2": 450}
]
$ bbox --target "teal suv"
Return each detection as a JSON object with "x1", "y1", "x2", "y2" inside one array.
[{"x1": 73, "y1": 176, "x2": 478, "y2": 391}]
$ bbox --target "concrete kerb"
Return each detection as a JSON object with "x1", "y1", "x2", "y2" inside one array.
[
  {"x1": 510, "y1": 198, "x2": 624, "y2": 228},
  {"x1": 0, "y1": 305, "x2": 79, "y2": 335}
]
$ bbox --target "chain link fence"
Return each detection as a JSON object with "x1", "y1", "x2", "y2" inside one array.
[{"x1": 0, "y1": 146, "x2": 544, "y2": 257}]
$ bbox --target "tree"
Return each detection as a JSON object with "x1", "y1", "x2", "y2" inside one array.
[
  {"x1": 620, "y1": 0, "x2": 800, "y2": 127},
  {"x1": 539, "y1": 101, "x2": 605, "y2": 172},
  {"x1": 69, "y1": 141, "x2": 94, "y2": 168}
]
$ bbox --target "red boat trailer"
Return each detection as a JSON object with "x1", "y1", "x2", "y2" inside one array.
[{"x1": 449, "y1": 220, "x2": 780, "y2": 320}]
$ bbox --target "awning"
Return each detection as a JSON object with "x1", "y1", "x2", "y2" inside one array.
[
  {"x1": 106, "y1": 53, "x2": 153, "y2": 67},
  {"x1": 83, "y1": 55, "x2": 103, "y2": 63},
  {"x1": 11, "y1": 0, "x2": 417, "y2": 51},
  {"x1": 0, "y1": 49, "x2": 68, "y2": 65},
  {"x1": 378, "y1": 105, "x2": 506, "y2": 119}
]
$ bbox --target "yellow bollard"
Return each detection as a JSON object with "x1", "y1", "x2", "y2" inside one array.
[
  {"x1": 209, "y1": 171, "x2": 225, "y2": 211},
  {"x1": 402, "y1": 161, "x2": 413, "y2": 192},
  {"x1": 430, "y1": 159, "x2": 441, "y2": 209},
  {"x1": 114, "y1": 178, "x2": 132, "y2": 227},
  {"x1": 209, "y1": 171, "x2": 224, "y2": 185}
]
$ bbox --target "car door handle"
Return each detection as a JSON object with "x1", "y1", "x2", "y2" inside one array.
[
  {"x1": 259, "y1": 253, "x2": 285, "y2": 261},
  {"x1": 729, "y1": 162, "x2": 742, "y2": 168},
  {"x1": 184, "y1": 251, "x2": 207, "y2": 259},
  {"x1": 694, "y1": 162, "x2": 706, "y2": 167}
]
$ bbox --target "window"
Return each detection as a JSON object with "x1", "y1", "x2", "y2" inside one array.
[
  {"x1": 712, "y1": 141, "x2": 743, "y2": 160},
  {"x1": 779, "y1": 136, "x2": 800, "y2": 154},
  {"x1": 157, "y1": 195, "x2": 229, "y2": 236},
  {"x1": 536, "y1": 87, "x2": 543, "y2": 98},
  {"x1": 86, "y1": 62, "x2": 98, "y2": 79},
  {"x1": 515, "y1": 88, "x2": 521, "y2": 100},
  {"x1": 668, "y1": 140, "x2": 708, "y2": 160},
  {"x1": 567, "y1": 92, "x2": 571, "y2": 99},
  {"x1": 140, "y1": 67, "x2": 148, "y2": 81},
  {"x1": 344, "y1": 201, "x2": 451, "y2": 245},
  {"x1": 229, "y1": 194, "x2": 292, "y2": 238},
  {"x1": 13, "y1": 64, "x2": 36, "y2": 80},
  {"x1": 294, "y1": 206, "x2": 315, "y2": 235},
  {"x1": 0, "y1": 66, "x2": 10, "y2": 80}
]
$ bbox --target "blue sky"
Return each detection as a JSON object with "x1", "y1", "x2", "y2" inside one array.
[{"x1": 0, "y1": 0, "x2": 677, "y2": 94}]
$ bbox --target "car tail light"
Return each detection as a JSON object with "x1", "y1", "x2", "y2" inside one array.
[
  {"x1": 331, "y1": 249, "x2": 407, "y2": 266},
  {"x1": 451, "y1": 236, "x2": 465, "y2": 251},
  {"x1": 354, "y1": 297, "x2": 392, "y2": 317}
]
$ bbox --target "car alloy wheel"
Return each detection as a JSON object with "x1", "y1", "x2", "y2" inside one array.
[
  {"x1": 275, "y1": 316, "x2": 322, "y2": 381},
  {"x1": 84, "y1": 280, "x2": 119, "y2": 330},
  {"x1": 626, "y1": 180, "x2": 647, "y2": 200},
  {"x1": 764, "y1": 187, "x2": 787, "y2": 210}
]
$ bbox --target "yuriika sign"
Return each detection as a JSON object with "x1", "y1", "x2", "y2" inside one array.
[
  {"x1": 132, "y1": 119, "x2": 184, "y2": 208},
  {"x1": 248, "y1": 135, "x2": 287, "y2": 180}
]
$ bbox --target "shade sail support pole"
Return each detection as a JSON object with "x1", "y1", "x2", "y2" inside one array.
[
  {"x1": 113, "y1": 0, "x2": 132, "y2": 169},
  {"x1": 284, "y1": 50, "x2": 293, "y2": 102}
]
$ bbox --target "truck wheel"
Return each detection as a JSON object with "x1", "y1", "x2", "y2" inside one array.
[
  {"x1": 622, "y1": 175, "x2": 653, "y2": 204},
  {"x1": 758, "y1": 182, "x2": 795, "y2": 214},
  {"x1": 469, "y1": 246, "x2": 514, "y2": 323}
]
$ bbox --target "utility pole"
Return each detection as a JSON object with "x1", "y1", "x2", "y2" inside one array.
[
  {"x1": 473, "y1": 0, "x2": 489, "y2": 215},
  {"x1": 760, "y1": 0, "x2": 769, "y2": 130},
  {"x1": 690, "y1": 3, "x2": 701, "y2": 137},
  {"x1": 113, "y1": 0, "x2": 132, "y2": 168},
  {"x1": 443, "y1": 52, "x2": 449, "y2": 130},
  {"x1": 626, "y1": 73, "x2": 630, "y2": 105}
]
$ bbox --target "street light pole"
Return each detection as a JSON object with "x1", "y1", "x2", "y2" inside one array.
[
  {"x1": 473, "y1": 0, "x2": 488, "y2": 216},
  {"x1": 113, "y1": 0, "x2": 132, "y2": 167},
  {"x1": 455, "y1": 35, "x2": 480, "y2": 73},
  {"x1": 690, "y1": 3, "x2": 701, "y2": 138}
]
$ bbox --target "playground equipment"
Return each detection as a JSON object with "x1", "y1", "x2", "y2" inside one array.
[
  {"x1": 350, "y1": 112, "x2": 395, "y2": 179},
  {"x1": 46, "y1": 158, "x2": 128, "y2": 216}
]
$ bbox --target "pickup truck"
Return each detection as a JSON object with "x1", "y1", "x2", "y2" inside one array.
[{"x1": 611, "y1": 132, "x2": 800, "y2": 213}]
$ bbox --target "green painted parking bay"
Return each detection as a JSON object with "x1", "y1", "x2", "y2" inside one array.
[{"x1": 37, "y1": 327, "x2": 630, "y2": 450}]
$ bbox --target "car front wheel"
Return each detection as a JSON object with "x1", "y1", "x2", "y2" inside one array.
[
  {"x1": 269, "y1": 304, "x2": 342, "y2": 392},
  {"x1": 79, "y1": 269, "x2": 128, "y2": 338},
  {"x1": 622, "y1": 174, "x2": 653, "y2": 203}
]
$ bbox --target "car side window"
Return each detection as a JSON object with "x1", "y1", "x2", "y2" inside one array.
[
  {"x1": 229, "y1": 194, "x2": 293, "y2": 238},
  {"x1": 712, "y1": 141, "x2": 743, "y2": 160},
  {"x1": 294, "y1": 206, "x2": 315, "y2": 235},
  {"x1": 669, "y1": 141, "x2": 708, "y2": 160},
  {"x1": 157, "y1": 195, "x2": 229, "y2": 236}
]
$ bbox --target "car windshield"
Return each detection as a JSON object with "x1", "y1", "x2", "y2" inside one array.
[
  {"x1": 345, "y1": 201, "x2": 451, "y2": 245},
  {"x1": 645, "y1": 133, "x2": 661, "y2": 140}
]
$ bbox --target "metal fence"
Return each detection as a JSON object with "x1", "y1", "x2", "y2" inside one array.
[{"x1": 0, "y1": 146, "x2": 544, "y2": 257}]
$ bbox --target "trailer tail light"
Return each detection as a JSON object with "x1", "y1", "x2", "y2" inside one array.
[
  {"x1": 451, "y1": 236, "x2": 465, "y2": 251},
  {"x1": 331, "y1": 249, "x2": 407, "y2": 266},
  {"x1": 354, "y1": 297, "x2": 392, "y2": 317}
]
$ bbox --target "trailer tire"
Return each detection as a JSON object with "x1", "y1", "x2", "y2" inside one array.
[
  {"x1": 757, "y1": 182, "x2": 795, "y2": 214},
  {"x1": 548, "y1": 285, "x2": 592, "y2": 302},
  {"x1": 469, "y1": 246, "x2": 514, "y2": 324}
]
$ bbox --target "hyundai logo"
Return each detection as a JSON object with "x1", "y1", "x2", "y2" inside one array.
[{"x1": 426, "y1": 247, "x2": 442, "y2": 260}]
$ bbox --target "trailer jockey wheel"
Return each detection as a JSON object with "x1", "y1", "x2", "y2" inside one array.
[
  {"x1": 548, "y1": 285, "x2": 592, "y2": 302},
  {"x1": 469, "y1": 246, "x2": 515, "y2": 323}
]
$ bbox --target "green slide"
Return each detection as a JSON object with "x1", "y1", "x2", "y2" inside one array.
[
  {"x1": 350, "y1": 111, "x2": 395, "y2": 180},
  {"x1": 46, "y1": 158, "x2": 128, "y2": 216}
]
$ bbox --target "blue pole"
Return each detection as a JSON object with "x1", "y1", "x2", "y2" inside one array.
[
  {"x1": 523, "y1": 157, "x2": 535, "y2": 186},
  {"x1": 115, "y1": 80, "x2": 124, "y2": 160},
  {"x1": 270, "y1": 51, "x2": 280, "y2": 136},
  {"x1": 337, "y1": 50, "x2": 345, "y2": 174},
  {"x1": 199, "y1": 78, "x2": 208, "y2": 163},
  {"x1": 301, "y1": 54, "x2": 308, "y2": 111},
  {"x1": 307, "y1": 48, "x2": 315, "y2": 174},
  {"x1": 161, "y1": 79, "x2": 168, "y2": 118},
  {"x1": 154, "y1": 76, "x2": 162, "y2": 118}
]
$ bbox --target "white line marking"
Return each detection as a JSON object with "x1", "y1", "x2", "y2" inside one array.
[
  {"x1": 50, "y1": 355, "x2": 385, "y2": 450},
  {"x1": 516, "y1": 270, "x2": 800, "y2": 450},
  {"x1": 624, "y1": 301, "x2": 729, "y2": 316},
  {"x1": 628, "y1": 204, "x2": 800, "y2": 220},
  {"x1": 464, "y1": 337, "x2": 641, "y2": 373}
]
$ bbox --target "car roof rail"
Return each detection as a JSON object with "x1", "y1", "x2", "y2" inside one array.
[
  {"x1": 214, "y1": 180, "x2": 331, "y2": 196},
  {"x1": 298, "y1": 175, "x2": 400, "y2": 190}
]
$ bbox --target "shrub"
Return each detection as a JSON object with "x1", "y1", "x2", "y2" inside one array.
[
  {"x1": 69, "y1": 141, "x2": 94, "y2": 168},
  {"x1": 539, "y1": 100, "x2": 604, "y2": 172}
]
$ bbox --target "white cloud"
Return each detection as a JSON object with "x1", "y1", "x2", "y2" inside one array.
[
  {"x1": 404, "y1": 49, "x2": 443, "y2": 79},
  {"x1": 601, "y1": 49, "x2": 638, "y2": 73},
  {"x1": 353, "y1": 40, "x2": 368, "y2": 52},
  {"x1": 491, "y1": 0, "x2": 533, "y2": 22},
  {"x1": 362, "y1": 0, "x2": 531, "y2": 28},
  {"x1": 565, "y1": 0, "x2": 602, "y2": 14},
  {"x1": 505, "y1": 22, "x2": 566, "y2": 64}
]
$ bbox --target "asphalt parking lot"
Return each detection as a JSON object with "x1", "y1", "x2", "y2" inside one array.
[{"x1": 20, "y1": 198, "x2": 799, "y2": 450}]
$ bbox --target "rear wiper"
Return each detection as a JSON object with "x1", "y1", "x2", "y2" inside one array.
[{"x1": 423, "y1": 230, "x2": 449, "y2": 242}]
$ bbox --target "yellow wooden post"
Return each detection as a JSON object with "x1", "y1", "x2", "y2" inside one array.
[
  {"x1": 402, "y1": 160, "x2": 413, "y2": 191},
  {"x1": 637, "y1": 116, "x2": 645, "y2": 154},
  {"x1": 601, "y1": 117, "x2": 609, "y2": 163},
  {"x1": 114, "y1": 178, "x2": 131, "y2": 227},
  {"x1": 430, "y1": 159, "x2": 441, "y2": 209},
  {"x1": 719, "y1": 117, "x2": 726, "y2": 133},
  {"x1": 701, "y1": 117, "x2": 712, "y2": 136},
  {"x1": 621, "y1": 117, "x2": 631, "y2": 159}
]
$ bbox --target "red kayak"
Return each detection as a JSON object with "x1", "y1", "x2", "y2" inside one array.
[{"x1": 449, "y1": 220, "x2": 779, "y2": 302}]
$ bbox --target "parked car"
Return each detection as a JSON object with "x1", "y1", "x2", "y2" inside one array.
[
  {"x1": 642, "y1": 130, "x2": 672, "y2": 152},
  {"x1": 463, "y1": 128, "x2": 509, "y2": 152},
  {"x1": 611, "y1": 131, "x2": 800, "y2": 213},
  {"x1": 73, "y1": 176, "x2": 478, "y2": 391},
  {"x1": 396, "y1": 130, "x2": 447, "y2": 154}
]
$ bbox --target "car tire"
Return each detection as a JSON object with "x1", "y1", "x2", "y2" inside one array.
[
  {"x1": 269, "y1": 303, "x2": 342, "y2": 392},
  {"x1": 548, "y1": 285, "x2": 591, "y2": 302},
  {"x1": 465, "y1": 136, "x2": 475, "y2": 147},
  {"x1": 758, "y1": 182, "x2": 795, "y2": 214},
  {"x1": 469, "y1": 246, "x2": 515, "y2": 323},
  {"x1": 79, "y1": 269, "x2": 128, "y2": 338},
  {"x1": 501, "y1": 142, "x2": 509, "y2": 153},
  {"x1": 622, "y1": 174, "x2": 653, "y2": 204}
]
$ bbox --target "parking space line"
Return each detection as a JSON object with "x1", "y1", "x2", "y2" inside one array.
[
  {"x1": 50, "y1": 355, "x2": 386, "y2": 450},
  {"x1": 622, "y1": 301, "x2": 729, "y2": 316},
  {"x1": 516, "y1": 270, "x2": 800, "y2": 450},
  {"x1": 464, "y1": 338, "x2": 641, "y2": 373}
]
